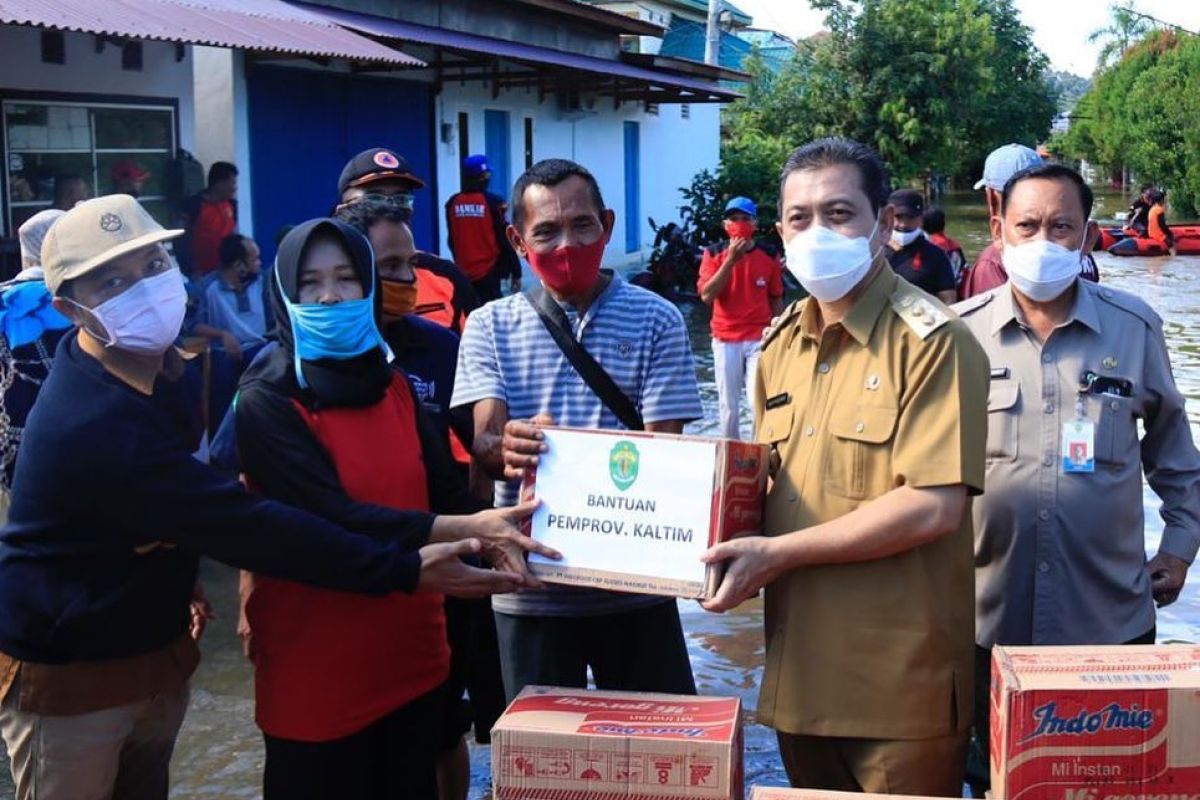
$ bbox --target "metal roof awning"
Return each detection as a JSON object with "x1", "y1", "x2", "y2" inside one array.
[
  {"x1": 0, "y1": 0, "x2": 425, "y2": 66},
  {"x1": 299, "y1": 3, "x2": 739, "y2": 103}
]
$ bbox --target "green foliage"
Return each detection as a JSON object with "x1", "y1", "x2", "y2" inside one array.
[
  {"x1": 1060, "y1": 29, "x2": 1200, "y2": 215},
  {"x1": 668, "y1": 0, "x2": 1057, "y2": 241},
  {"x1": 1087, "y1": 2, "x2": 1154, "y2": 70}
]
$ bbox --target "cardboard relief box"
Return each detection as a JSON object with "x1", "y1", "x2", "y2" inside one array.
[
  {"x1": 491, "y1": 686, "x2": 743, "y2": 800},
  {"x1": 991, "y1": 644, "x2": 1200, "y2": 800},
  {"x1": 749, "y1": 789, "x2": 958, "y2": 800},
  {"x1": 519, "y1": 426, "x2": 769, "y2": 600}
]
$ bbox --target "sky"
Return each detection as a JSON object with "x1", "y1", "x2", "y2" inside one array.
[{"x1": 732, "y1": 0, "x2": 1200, "y2": 77}]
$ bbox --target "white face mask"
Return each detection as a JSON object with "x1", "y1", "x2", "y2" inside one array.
[
  {"x1": 1001, "y1": 238, "x2": 1081, "y2": 302},
  {"x1": 71, "y1": 268, "x2": 188, "y2": 355},
  {"x1": 891, "y1": 227, "x2": 923, "y2": 247},
  {"x1": 784, "y1": 217, "x2": 880, "y2": 302}
]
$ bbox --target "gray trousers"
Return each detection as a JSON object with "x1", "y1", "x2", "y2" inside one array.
[{"x1": 0, "y1": 676, "x2": 189, "y2": 800}]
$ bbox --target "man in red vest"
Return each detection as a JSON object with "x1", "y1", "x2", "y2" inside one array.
[{"x1": 445, "y1": 155, "x2": 521, "y2": 303}]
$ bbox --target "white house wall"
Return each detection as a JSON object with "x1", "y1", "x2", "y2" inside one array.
[
  {"x1": 0, "y1": 26, "x2": 196, "y2": 153},
  {"x1": 434, "y1": 81, "x2": 720, "y2": 270},
  {"x1": 191, "y1": 47, "x2": 254, "y2": 239}
]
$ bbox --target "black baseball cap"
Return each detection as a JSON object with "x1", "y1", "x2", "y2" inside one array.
[
  {"x1": 337, "y1": 147, "x2": 426, "y2": 196},
  {"x1": 887, "y1": 188, "x2": 924, "y2": 216}
]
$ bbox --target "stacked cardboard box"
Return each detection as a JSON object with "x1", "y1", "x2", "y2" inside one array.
[
  {"x1": 492, "y1": 686, "x2": 743, "y2": 800},
  {"x1": 750, "y1": 790, "x2": 955, "y2": 800},
  {"x1": 991, "y1": 644, "x2": 1200, "y2": 799}
]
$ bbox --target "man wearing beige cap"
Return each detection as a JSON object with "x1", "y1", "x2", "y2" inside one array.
[{"x1": 0, "y1": 195, "x2": 548, "y2": 799}]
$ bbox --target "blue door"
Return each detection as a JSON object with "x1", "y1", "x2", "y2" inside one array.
[
  {"x1": 484, "y1": 110, "x2": 511, "y2": 201},
  {"x1": 247, "y1": 67, "x2": 435, "y2": 265},
  {"x1": 624, "y1": 121, "x2": 640, "y2": 253}
]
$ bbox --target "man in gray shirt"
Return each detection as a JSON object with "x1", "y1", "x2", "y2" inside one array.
[{"x1": 954, "y1": 163, "x2": 1200, "y2": 793}]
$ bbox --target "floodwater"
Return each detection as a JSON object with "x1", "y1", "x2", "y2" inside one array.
[{"x1": 2, "y1": 190, "x2": 1198, "y2": 799}]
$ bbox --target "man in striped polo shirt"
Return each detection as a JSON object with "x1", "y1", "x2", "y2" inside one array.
[{"x1": 452, "y1": 158, "x2": 703, "y2": 701}]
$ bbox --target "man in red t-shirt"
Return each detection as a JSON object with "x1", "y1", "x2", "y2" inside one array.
[
  {"x1": 177, "y1": 161, "x2": 238, "y2": 277},
  {"x1": 697, "y1": 196, "x2": 784, "y2": 440},
  {"x1": 445, "y1": 155, "x2": 521, "y2": 303}
]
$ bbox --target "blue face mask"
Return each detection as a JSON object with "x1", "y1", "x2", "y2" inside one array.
[{"x1": 275, "y1": 266, "x2": 392, "y2": 389}]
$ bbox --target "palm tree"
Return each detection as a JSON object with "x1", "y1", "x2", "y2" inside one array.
[{"x1": 1088, "y1": 3, "x2": 1154, "y2": 70}]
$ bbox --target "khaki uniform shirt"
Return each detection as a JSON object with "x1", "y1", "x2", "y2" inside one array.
[
  {"x1": 954, "y1": 281, "x2": 1200, "y2": 649},
  {"x1": 754, "y1": 265, "x2": 988, "y2": 740}
]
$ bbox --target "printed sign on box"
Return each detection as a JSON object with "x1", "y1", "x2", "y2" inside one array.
[
  {"x1": 520, "y1": 426, "x2": 768, "y2": 599},
  {"x1": 991, "y1": 644, "x2": 1200, "y2": 800},
  {"x1": 492, "y1": 686, "x2": 743, "y2": 800}
]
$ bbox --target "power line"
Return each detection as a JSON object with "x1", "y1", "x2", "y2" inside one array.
[{"x1": 1121, "y1": 6, "x2": 1198, "y2": 36}]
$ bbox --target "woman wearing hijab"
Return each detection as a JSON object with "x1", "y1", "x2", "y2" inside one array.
[{"x1": 234, "y1": 219, "x2": 555, "y2": 799}]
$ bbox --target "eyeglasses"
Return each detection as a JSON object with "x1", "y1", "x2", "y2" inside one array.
[{"x1": 334, "y1": 192, "x2": 415, "y2": 219}]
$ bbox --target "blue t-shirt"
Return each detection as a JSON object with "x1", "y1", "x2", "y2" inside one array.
[
  {"x1": 452, "y1": 271, "x2": 702, "y2": 616},
  {"x1": 192, "y1": 272, "x2": 268, "y2": 349}
]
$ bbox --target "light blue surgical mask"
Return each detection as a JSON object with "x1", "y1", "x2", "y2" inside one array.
[{"x1": 274, "y1": 266, "x2": 392, "y2": 389}]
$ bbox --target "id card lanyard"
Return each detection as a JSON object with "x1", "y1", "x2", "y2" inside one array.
[{"x1": 1062, "y1": 373, "x2": 1096, "y2": 474}]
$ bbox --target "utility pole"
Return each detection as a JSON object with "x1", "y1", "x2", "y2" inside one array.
[{"x1": 704, "y1": 0, "x2": 721, "y2": 65}]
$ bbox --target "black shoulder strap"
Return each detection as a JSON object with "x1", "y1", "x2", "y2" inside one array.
[{"x1": 525, "y1": 287, "x2": 644, "y2": 431}]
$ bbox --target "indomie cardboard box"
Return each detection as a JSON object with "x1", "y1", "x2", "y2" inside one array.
[
  {"x1": 492, "y1": 686, "x2": 743, "y2": 800},
  {"x1": 750, "y1": 789, "x2": 957, "y2": 800},
  {"x1": 520, "y1": 426, "x2": 768, "y2": 599},
  {"x1": 991, "y1": 645, "x2": 1200, "y2": 800}
]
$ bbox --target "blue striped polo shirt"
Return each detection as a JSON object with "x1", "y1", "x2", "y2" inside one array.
[{"x1": 452, "y1": 270, "x2": 703, "y2": 617}]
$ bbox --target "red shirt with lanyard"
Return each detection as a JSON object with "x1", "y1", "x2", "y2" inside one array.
[{"x1": 246, "y1": 373, "x2": 449, "y2": 741}]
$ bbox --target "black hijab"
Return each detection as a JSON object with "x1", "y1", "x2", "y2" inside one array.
[{"x1": 241, "y1": 218, "x2": 392, "y2": 408}]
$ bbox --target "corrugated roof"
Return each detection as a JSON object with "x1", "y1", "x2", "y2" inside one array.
[
  {"x1": 301, "y1": 3, "x2": 740, "y2": 102},
  {"x1": 0, "y1": 0, "x2": 425, "y2": 65}
]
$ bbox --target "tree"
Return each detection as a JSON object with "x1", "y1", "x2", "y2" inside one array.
[
  {"x1": 668, "y1": 0, "x2": 1058, "y2": 242},
  {"x1": 1087, "y1": 3, "x2": 1154, "y2": 70},
  {"x1": 725, "y1": 0, "x2": 1055, "y2": 185},
  {"x1": 1060, "y1": 29, "x2": 1200, "y2": 215}
]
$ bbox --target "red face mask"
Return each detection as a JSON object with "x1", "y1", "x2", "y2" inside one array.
[
  {"x1": 525, "y1": 237, "x2": 606, "y2": 297},
  {"x1": 724, "y1": 219, "x2": 755, "y2": 240}
]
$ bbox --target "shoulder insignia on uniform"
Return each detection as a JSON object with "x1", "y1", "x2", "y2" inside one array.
[
  {"x1": 890, "y1": 287, "x2": 950, "y2": 340},
  {"x1": 761, "y1": 299, "x2": 803, "y2": 350},
  {"x1": 1092, "y1": 282, "x2": 1160, "y2": 329},
  {"x1": 949, "y1": 291, "x2": 994, "y2": 318}
]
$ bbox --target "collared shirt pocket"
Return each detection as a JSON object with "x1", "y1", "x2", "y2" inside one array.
[
  {"x1": 758, "y1": 403, "x2": 794, "y2": 446},
  {"x1": 1094, "y1": 392, "x2": 1136, "y2": 467},
  {"x1": 758, "y1": 402, "x2": 794, "y2": 479},
  {"x1": 825, "y1": 404, "x2": 898, "y2": 499},
  {"x1": 986, "y1": 381, "x2": 1020, "y2": 463}
]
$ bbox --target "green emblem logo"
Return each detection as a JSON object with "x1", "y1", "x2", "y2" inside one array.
[{"x1": 609, "y1": 441, "x2": 640, "y2": 491}]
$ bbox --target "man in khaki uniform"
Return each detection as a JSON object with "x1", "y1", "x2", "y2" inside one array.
[
  {"x1": 703, "y1": 138, "x2": 988, "y2": 794},
  {"x1": 953, "y1": 163, "x2": 1200, "y2": 794}
]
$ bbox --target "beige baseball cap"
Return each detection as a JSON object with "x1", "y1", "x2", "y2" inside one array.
[{"x1": 41, "y1": 194, "x2": 183, "y2": 296}]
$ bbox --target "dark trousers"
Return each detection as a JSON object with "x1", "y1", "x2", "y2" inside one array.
[
  {"x1": 494, "y1": 600, "x2": 696, "y2": 703},
  {"x1": 967, "y1": 626, "x2": 1157, "y2": 795},
  {"x1": 443, "y1": 596, "x2": 507, "y2": 746},
  {"x1": 262, "y1": 686, "x2": 443, "y2": 800},
  {"x1": 471, "y1": 270, "x2": 503, "y2": 303},
  {"x1": 208, "y1": 342, "x2": 264, "y2": 437}
]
